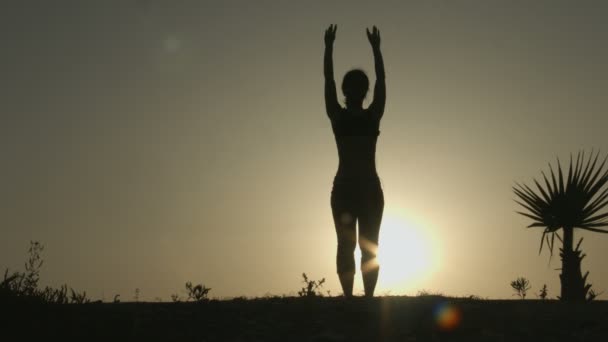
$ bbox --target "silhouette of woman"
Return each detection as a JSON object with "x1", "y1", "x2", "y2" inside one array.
[{"x1": 324, "y1": 25, "x2": 385, "y2": 298}]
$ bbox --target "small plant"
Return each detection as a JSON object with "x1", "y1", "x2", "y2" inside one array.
[
  {"x1": 416, "y1": 289, "x2": 431, "y2": 296},
  {"x1": 134, "y1": 288, "x2": 140, "y2": 302},
  {"x1": 113, "y1": 294, "x2": 120, "y2": 303},
  {"x1": 538, "y1": 284, "x2": 548, "y2": 300},
  {"x1": 511, "y1": 277, "x2": 531, "y2": 299},
  {"x1": 416, "y1": 289, "x2": 444, "y2": 297},
  {"x1": 466, "y1": 294, "x2": 485, "y2": 300},
  {"x1": 170, "y1": 293, "x2": 180, "y2": 302},
  {"x1": 1, "y1": 241, "x2": 90, "y2": 304},
  {"x1": 70, "y1": 288, "x2": 90, "y2": 304},
  {"x1": 298, "y1": 273, "x2": 325, "y2": 297},
  {"x1": 1, "y1": 269, "x2": 23, "y2": 297},
  {"x1": 1, "y1": 241, "x2": 45, "y2": 299},
  {"x1": 587, "y1": 289, "x2": 604, "y2": 301},
  {"x1": 23, "y1": 241, "x2": 44, "y2": 295},
  {"x1": 40, "y1": 284, "x2": 69, "y2": 304},
  {"x1": 185, "y1": 282, "x2": 211, "y2": 302}
]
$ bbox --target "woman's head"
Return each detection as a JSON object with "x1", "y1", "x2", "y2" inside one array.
[{"x1": 342, "y1": 69, "x2": 369, "y2": 107}]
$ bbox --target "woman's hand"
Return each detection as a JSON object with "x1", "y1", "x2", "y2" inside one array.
[
  {"x1": 325, "y1": 24, "x2": 337, "y2": 46},
  {"x1": 366, "y1": 26, "x2": 381, "y2": 49}
]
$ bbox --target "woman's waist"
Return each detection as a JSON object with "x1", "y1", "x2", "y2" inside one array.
[
  {"x1": 333, "y1": 172, "x2": 381, "y2": 185},
  {"x1": 336, "y1": 161, "x2": 378, "y2": 176}
]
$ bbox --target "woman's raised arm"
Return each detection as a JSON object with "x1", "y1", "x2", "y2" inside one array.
[
  {"x1": 367, "y1": 26, "x2": 385, "y2": 119},
  {"x1": 324, "y1": 24, "x2": 341, "y2": 118}
]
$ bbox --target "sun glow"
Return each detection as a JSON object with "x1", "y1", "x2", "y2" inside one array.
[{"x1": 376, "y1": 210, "x2": 440, "y2": 293}]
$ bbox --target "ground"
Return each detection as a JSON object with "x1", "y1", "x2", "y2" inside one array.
[{"x1": 3, "y1": 296, "x2": 607, "y2": 341}]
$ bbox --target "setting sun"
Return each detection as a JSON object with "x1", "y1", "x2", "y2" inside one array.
[{"x1": 376, "y1": 209, "x2": 440, "y2": 294}]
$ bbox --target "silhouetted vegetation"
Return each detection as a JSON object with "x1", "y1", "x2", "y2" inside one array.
[
  {"x1": 513, "y1": 150, "x2": 608, "y2": 302},
  {"x1": 587, "y1": 288, "x2": 604, "y2": 301},
  {"x1": 1, "y1": 241, "x2": 89, "y2": 304},
  {"x1": 2, "y1": 240, "x2": 608, "y2": 340},
  {"x1": 510, "y1": 277, "x2": 531, "y2": 299},
  {"x1": 185, "y1": 281, "x2": 211, "y2": 302},
  {"x1": 298, "y1": 273, "x2": 326, "y2": 297},
  {"x1": 416, "y1": 289, "x2": 445, "y2": 297},
  {"x1": 538, "y1": 284, "x2": 548, "y2": 300},
  {"x1": 70, "y1": 288, "x2": 89, "y2": 304}
]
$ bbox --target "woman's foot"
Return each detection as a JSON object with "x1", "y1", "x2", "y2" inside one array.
[
  {"x1": 338, "y1": 271, "x2": 355, "y2": 298},
  {"x1": 362, "y1": 267, "x2": 379, "y2": 297}
]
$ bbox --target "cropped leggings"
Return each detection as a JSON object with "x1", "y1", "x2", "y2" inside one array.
[{"x1": 331, "y1": 179, "x2": 384, "y2": 275}]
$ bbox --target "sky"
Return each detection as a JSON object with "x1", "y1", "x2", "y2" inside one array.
[{"x1": 1, "y1": 0, "x2": 608, "y2": 301}]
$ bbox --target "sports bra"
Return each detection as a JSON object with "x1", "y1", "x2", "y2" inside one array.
[{"x1": 331, "y1": 108, "x2": 380, "y2": 137}]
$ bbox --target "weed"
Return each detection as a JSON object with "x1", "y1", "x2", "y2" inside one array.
[
  {"x1": 185, "y1": 282, "x2": 211, "y2": 302},
  {"x1": 1, "y1": 241, "x2": 90, "y2": 304},
  {"x1": 538, "y1": 284, "x2": 548, "y2": 300},
  {"x1": 297, "y1": 273, "x2": 325, "y2": 297},
  {"x1": 70, "y1": 288, "x2": 90, "y2": 304},
  {"x1": 510, "y1": 277, "x2": 531, "y2": 299},
  {"x1": 416, "y1": 289, "x2": 444, "y2": 297},
  {"x1": 587, "y1": 289, "x2": 604, "y2": 301},
  {"x1": 466, "y1": 294, "x2": 486, "y2": 300},
  {"x1": 23, "y1": 241, "x2": 44, "y2": 295},
  {"x1": 41, "y1": 285, "x2": 69, "y2": 304}
]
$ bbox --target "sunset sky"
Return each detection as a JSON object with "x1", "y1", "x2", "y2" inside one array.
[{"x1": 2, "y1": 1, "x2": 608, "y2": 301}]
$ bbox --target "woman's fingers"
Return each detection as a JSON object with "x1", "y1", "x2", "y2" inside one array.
[
  {"x1": 327, "y1": 24, "x2": 337, "y2": 36},
  {"x1": 367, "y1": 26, "x2": 380, "y2": 42}
]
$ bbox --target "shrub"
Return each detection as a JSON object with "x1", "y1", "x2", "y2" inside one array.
[
  {"x1": 1, "y1": 241, "x2": 89, "y2": 304},
  {"x1": 511, "y1": 277, "x2": 531, "y2": 299},
  {"x1": 185, "y1": 282, "x2": 211, "y2": 302},
  {"x1": 298, "y1": 273, "x2": 325, "y2": 297}
]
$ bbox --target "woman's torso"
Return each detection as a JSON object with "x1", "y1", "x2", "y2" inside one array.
[{"x1": 331, "y1": 108, "x2": 381, "y2": 183}]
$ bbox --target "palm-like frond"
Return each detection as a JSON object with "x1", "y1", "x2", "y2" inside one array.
[{"x1": 513, "y1": 150, "x2": 608, "y2": 255}]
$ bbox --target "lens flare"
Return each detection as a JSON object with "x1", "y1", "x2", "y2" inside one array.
[{"x1": 434, "y1": 302, "x2": 462, "y2": 331}]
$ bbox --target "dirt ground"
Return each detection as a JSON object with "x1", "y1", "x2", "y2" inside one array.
[{"x1": 3, "y1": 296, "x2": 608, "y2": 341}]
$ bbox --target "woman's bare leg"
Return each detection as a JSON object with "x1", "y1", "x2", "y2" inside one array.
[{"x1": 358, "y1": 183, "x2": 384, "y2": 297}]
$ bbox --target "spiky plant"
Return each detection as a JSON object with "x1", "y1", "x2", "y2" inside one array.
[
  {"x1": 510, "y1": 276, "x2": 531, "y2": 299},
  {"x1": 513, "y1": 150, "x2": 608, "y2": 301}
]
